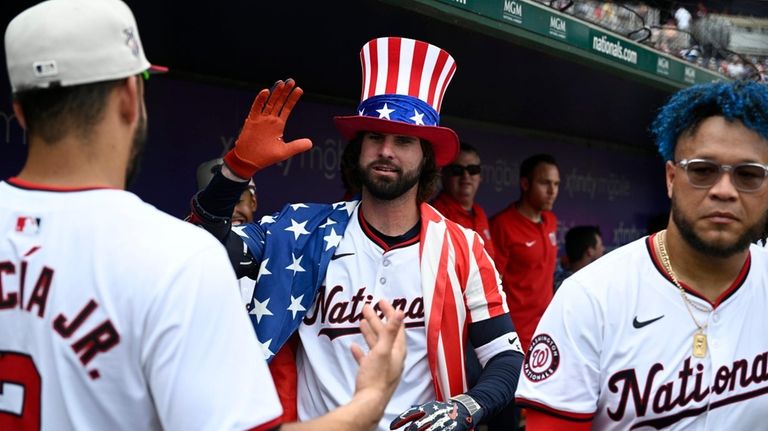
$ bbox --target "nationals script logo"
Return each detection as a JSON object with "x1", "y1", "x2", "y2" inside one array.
[
  {"x1": 524, "y1": 333, "x2": 560, "y2": 382},
  {"x1": 607, "y1": 351, "x2": 768, "y2": 429},
  {"x1": 303, "y1": 284, "x2": 425, "y2": 339}
]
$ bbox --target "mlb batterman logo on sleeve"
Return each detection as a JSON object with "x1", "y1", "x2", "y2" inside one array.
[{"x1": 333, "y1": 36, "x2": 460, "y2": 167}]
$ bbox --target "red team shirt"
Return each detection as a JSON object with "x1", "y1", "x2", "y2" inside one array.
[
  {"x1": 490, "y1": 205, "x2": 557, "y2": 351},
  {"x1": 431, "y1": 192, "x2": 495, "y2": 260}
]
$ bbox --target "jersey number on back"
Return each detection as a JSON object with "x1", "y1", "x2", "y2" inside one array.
[{"x1": 0, "y1": 352, "x2": 41, "y2": 431}]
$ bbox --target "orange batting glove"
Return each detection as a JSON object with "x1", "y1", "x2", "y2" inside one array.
[{"x1": 223, "y1": 79, "x2": 313, "y2": 179}]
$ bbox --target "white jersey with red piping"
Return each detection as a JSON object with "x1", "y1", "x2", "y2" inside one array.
[
  {"x1": 0, "y1": 180, "x2": 282, "y2": 431},
  {"x1": 516, "y1": 233, "x2": 768, "y2": 430}
]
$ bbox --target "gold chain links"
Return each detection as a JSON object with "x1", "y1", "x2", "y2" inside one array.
[{"x1": 656, "y1": 230, "x2": 710, "y2": 329}]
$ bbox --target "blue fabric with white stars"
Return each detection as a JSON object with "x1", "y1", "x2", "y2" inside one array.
[
  {"x1": 235, "y1": 200, "x2": 359, "y2": 361},
  {"x1": 357, "y1": 94, "x2": 439, "y2": 126}
]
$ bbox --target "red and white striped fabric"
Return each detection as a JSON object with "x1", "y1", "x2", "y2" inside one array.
[
  {"x1": 360, "y1": 37, "x2": 456, "y2": 113},
  {"x1": 333, "y1": 37, "x2": 461, "y2": 166},
  {"x1": 419, "y1": 203, "x2": 509, "y2": 400}
]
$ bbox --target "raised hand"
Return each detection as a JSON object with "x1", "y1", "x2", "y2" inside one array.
[
  {"x1": 223, "y1": 79, "x2": 313, "y2": 179},
  {"x1": 351, "y1": 300, "x2": 406, "y2": 402}
]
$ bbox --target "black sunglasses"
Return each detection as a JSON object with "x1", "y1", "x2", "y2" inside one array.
[{"x1": 443, "y1": 164, "x2": 482, "y2": 176}]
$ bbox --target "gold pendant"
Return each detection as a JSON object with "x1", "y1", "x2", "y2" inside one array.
[{"x1": 693, "y1": 331, "x2": 707, "y2": 358}]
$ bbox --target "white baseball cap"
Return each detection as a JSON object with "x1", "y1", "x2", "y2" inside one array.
[{"x1": 4, "y1": 0, "x2": 164, "y2": 93}]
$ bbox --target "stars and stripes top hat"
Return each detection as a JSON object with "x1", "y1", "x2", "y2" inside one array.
[{"x1": 333, "y1": 37, "x2": 460, "y2": 166}]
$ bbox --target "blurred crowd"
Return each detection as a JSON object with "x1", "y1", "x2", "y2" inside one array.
[{"x1": 534, "y1": 0, "x2": 768, "y2": 82}]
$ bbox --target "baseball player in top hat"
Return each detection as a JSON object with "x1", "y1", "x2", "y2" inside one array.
[
  {"x1": 190, "y1": 37, "x2": 524, "y2": 431},
  {"x1": 516, "y1": 81, "x2": 768, "y2": 430},
  {"x1": 0, "y1": 1, "x2": 407, "y2": 430}
]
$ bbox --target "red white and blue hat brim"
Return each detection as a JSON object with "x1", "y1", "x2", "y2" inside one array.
[{"x1": 333, "y1": 115, "x2": 459, "y2": 167}]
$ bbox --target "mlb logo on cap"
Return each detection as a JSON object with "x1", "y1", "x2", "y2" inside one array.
[
  {"x1": 334, "y1": 37, "x2": 460, "y2": 166},
  {"x1": 34, "y1": 61, "x2": 58, "y2": 78}
]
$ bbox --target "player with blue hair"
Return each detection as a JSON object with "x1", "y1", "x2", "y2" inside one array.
[
  {"x1": 516, "y1": 80, "x2": 768, "y2": 430},
  {"x1": 651, "y1": 80, "x2": 768, "y2": 161}
]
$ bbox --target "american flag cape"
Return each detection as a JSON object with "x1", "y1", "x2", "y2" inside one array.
[
  {"x1": 235, "y1": 200, "x2": 358, "y2": 362},
  {"x1": 236, "y1": 200, "x2": 508, "y2": 402}
]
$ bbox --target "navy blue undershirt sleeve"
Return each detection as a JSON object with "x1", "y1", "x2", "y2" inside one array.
[
  {"x1": 465, "y1": 314, "x2": 522, "y2": 420},
  {"x1": 196, "y1": 169, "x2": 249, "y2": 218},
  {"x1": 468, "y1": 314, "x2": 516, "y2": 346},
  {"x1": 465, "y1": 350, "x2": 522, "y2": 420}
]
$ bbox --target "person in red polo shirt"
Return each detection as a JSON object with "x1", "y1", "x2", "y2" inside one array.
[
  {"x1": 490, "y1": 154, "x2": 560, "y2": 352},
  {"x1": 432, "y1": 142, "x2": 495, "y2": 259}
]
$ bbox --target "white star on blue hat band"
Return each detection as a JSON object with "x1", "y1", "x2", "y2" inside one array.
[{"x1": 357, "y1": 94, "x2": 440, "y2": 127}]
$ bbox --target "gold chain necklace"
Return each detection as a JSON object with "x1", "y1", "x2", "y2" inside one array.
[{"x1": 656, "y1": 230, "x2": 710, "y2": 358}]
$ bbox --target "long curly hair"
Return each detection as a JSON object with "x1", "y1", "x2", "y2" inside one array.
[{"x1": 650, "y1": 81, "x2": 768, "y2": 161}]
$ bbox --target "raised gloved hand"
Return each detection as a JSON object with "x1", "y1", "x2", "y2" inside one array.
[
  {"x1": 223, "y1": 79, "x2": 313, "y2": 179},
  {"x1": 390, "y1": 397, "x2": 480, "y2": 431}
]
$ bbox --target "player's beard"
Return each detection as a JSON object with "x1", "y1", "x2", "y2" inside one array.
[
  {"x1": 671, "y1": 198, "x2": 767, "y2": 258},
  {"x1": 125, "y1": 107, "x2": 147, "y2": 187},
  {"x1": 359, "y1": 158, "x2": 421, "y2": 201}
]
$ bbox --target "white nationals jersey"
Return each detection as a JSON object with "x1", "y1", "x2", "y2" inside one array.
[
  {"x1": 516, "y1": 234, "x2": 768, "y2": 430},
  {"x1": 0, "y1": 180, "x2": 281, "y2": 431},
  {"x1": 297, "y1": 206, "x2": 434, "y2": 431}
]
